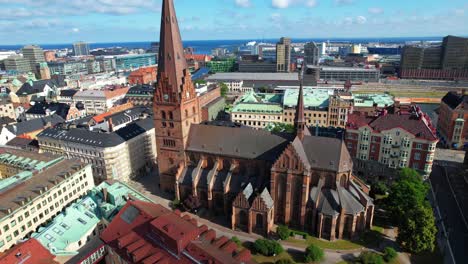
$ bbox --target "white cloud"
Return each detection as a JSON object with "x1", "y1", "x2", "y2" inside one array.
[
  {"x1": 368, "y1": 7, "x2": 384, "y2": 15},
  {"x1": 272, "y1": 0, "x2": 293, "y2": 9},
  {"x1": 271, "y1": 0, "x2": 317, "y2": 9},
  {"x1": 72, "y1": 28, "x2": 80, "y2": 33},
  {"x1": 335, "y1": 0, "x2": 354, "y2": 5},
  {"x1": 356, "y1": 15, "x2": 367, "y2": 24},
  {"x1": 235, "y1": 0, "x2": 251, "y2": 8}
]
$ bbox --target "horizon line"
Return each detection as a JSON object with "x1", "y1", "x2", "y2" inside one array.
[{"x1": 1, "y1": 35, "x2": 464, "y2": 47}]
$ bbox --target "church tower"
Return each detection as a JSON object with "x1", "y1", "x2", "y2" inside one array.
[{"x1": 153, "y1": 0, "x2": 200, "y2": 193}]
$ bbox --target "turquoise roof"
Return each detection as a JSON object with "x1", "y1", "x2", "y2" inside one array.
[
  {"x1": 353, "y1": 93, "x2": 395, "y2": 108},
  {"x1": 32, "y1": 181, "x2": 152, "y2": 256},
  {"x1": 232, "y1": 91, "x2": 284, "y2": 114},
  {"x1": 283, "y1": 88, "x2": 332, "y2": 109}
]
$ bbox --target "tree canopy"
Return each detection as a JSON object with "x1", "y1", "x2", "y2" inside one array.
[{"x1": 385, "y1": 168, "x2": 436, "y2": 254}]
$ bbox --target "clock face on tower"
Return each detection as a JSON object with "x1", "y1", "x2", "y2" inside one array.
[
  {"x1": 186, "y1": 91, "x2": 190, "y2": 99},
  {"x1": 163, "y1": 94, "x2": 169, "y2": 101}
]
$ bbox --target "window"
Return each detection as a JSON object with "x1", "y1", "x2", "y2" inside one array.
[
  {"x1": 6, "y1": 235, "x2": 11, "y2": 242},
  {"x1": 10, "y1": 220, "x2": 16, "y2": 227},
  {"x1": 415, "y1": 143, "x2": 423, "y2": 150},
  {"x1": 17, "y1": 216, "x2": 23, "y2": 222},
  {"x1": 414, "y1": 152, "x2": 421, "y2": 161},
  {"x1": 3, "y1": 225, "x2": 9, "y2": 232}
]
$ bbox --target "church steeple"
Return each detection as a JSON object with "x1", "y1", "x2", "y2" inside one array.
[
  {"x1": 155, "y1": 0, "x2": 196, "y2": 104},
  {"x1": 153, "y1": 0, "x2": 200, "y2": 194},
  {"x1": 294, "y1": 63, "x2": 306, "y2": 140}
]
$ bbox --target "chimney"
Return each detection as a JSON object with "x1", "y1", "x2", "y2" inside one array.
[{"x1": 108, "y1": 118, "x2": 113, "y2": 132}]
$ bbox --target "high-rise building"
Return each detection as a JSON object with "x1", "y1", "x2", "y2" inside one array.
[
  {"x1": 153, "y1": 0, "x2": 200, "y2": 192},
  {"x1": 21, "y1": 45, "x2": 45, "y2": 74},
  {"x1": 442, "y1": 35, "x2": 468, "y2": 70},
  {"x1": 400, "y1": 35, "x2": 468, "y2": 80},
  {"x1": 3, "y1": 55, "x2": 32, "y2": 74},
  {"x1": 437, "y1": 91, "x2": 468, "y2": 149},
  {"x1": 304, "y1": 42, "x2": 319, "y2": 66},
  {"x1": 276, "y1": 37, "x2": 291, "y2": 72},
  {"x1": 73, "y1": 41, "x2": 90, "y2": 56}
]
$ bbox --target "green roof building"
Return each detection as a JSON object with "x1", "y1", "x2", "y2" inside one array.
[{"x1": 32, "y1": 180, "x2": 152, "y2": 261}]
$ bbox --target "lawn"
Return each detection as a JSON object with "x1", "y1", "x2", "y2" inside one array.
[
  {"x1": 252, "y1": 251, "x2": 295, "y2": 263},
  {"x1": 285, "y1": 225, "x2": 385, "y2": 251}
]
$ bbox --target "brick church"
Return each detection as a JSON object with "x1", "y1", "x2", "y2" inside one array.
[{"x1": 153, "y1": 0, "x2": 374, "y2": 241}]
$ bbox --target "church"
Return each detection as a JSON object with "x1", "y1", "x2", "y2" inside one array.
[{"x1": 153, "y1": 0, "x2": 374, "y2": 241}]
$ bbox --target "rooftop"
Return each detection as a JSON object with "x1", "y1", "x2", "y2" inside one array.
[
  {"x1": 206, "y1": 72, "x2": 299, "y2": 81},
  {"x1": 347, "y1": 106, "x2": 438, "y2": 141},
  {"x1": 0, "y1": 154, "x2": 85, "y2": 219},
  {"x1": 33, "y1": 180, "x2": 152, "y2": 256},
  {"x1": 0, "y1": 238, "x2": 58, "y2": 264},
  {"x1": 353, "y1": 93, "x2": 395, "y2": 108},
  {"x1": 283, "y1": 88, "x2": 332, "y2": 109}
]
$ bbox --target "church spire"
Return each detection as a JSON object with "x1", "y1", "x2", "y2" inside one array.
[
  {"x1": 294, "y1": 63, "x2": 306, "y2": 140},
  {"x1": 155, "y1": 0, "x2": 195, "y2": 104}
]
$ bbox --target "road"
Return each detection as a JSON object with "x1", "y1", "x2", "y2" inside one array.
[{"x1": 430, "y1": 163, "x2": 468, "y2": 264}]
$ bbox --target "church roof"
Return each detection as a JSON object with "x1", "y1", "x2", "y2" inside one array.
[
  {"x1": 292, "y1": 136, "x2": 353, "y2": 172},
  {"x1": 259, "y1": 188, "x2": 274, "y2": 209},
  {"x1": 187, "y1": 124, "x2": 289, "y2": 161}
]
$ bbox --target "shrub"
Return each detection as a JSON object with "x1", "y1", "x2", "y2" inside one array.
[
  {"x1": 277, "y1": 225, "x2": 291, "y2": 240},
  {"x1": 359, "y1": 251, "x2": 384, "y2": 264},
  {"x1": 305, "y1": 244, "x2": 324, "y2": 262},
  {"x1": 231, "y1": 236, "x2": 241, "y2": 247},
  {"x1": 171, "y1": 199, "x2": 181, "y2": 209},
  {"x1": 253, "y1": 239, "x2": 284, "y2": 256},
  {"x1": 383, "y1": 247, "x2": 398, "y2": 262}
]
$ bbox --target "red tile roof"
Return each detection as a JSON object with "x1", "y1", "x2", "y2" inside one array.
[
  {"x1": 185, "y1": 54, "x2": 212, "y2": 62},
  {"x1": 0, "y1": 239, "x2": 58, "y2": 264},
  {"x1": 101, "y1": 200, "x2": 254, "y2": 264},
  {"x1": 347, "y1": 107, "x2": 438, "y2": 141},
  {"x1": 91, "y1": 102, "x2": 134, "y2": 123}
]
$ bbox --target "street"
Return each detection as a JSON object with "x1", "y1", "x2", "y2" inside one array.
[{"x1": 430, "y1": 163, "x2": 468, "y2": 264}]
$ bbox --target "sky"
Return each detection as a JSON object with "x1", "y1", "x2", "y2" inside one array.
[{"x1": 0, "y1": 0, "x2": 467, "y2": 45}]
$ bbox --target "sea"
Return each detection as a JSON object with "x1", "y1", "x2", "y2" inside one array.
[{"x1": 0, "y1": 37, "x2": 444, "y2": 54}]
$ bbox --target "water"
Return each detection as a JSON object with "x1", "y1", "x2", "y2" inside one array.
[{"x1": 0, "y1": 37, "x2": 444, "y2": 54}]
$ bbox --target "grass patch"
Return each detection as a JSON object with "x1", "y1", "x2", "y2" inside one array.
[
  {"x1": 286, "y1": 235, "x2": 363, "y2": 250},
  {"x1": 251, "y1": 251, "x2": 294, "y2": 263},
  {"x1": 371, "y1": 225, "x2": 385, "y2": 234}
]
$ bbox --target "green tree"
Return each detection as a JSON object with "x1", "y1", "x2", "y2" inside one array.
[
  {"x1": 383, "y1": 247, "x2": 398, "y2": 262},
  {"x1": 277, "y1": 225, "x2": 291, "y2": 240},
  {"x1": 305, "y1": 244, "x2": 324, "y2": 263},
  {"x1": 397, "y1": 204, "x2": 437, "y2": 254},
  {"x1": 220, "y1": 82, "x2": 228, "y2": 97},
  {"x1": 358, "y1": 251, "x2": 384, "y2": 264},
  {"x1": 265, "y1": 123, "x2": 295, "y2": 134},
  {"x1": 386, "y1": 168, "x2": 429, "y2": 223},
  {"x1": 231, "y1": 236, "x2": 241, "y2": 247},
  {"x1": 253, "y1": 239, "x2": 284, "y2": 256},
  {"x1": 370, "y1": 181, "x2": 389, "y2": 198}
]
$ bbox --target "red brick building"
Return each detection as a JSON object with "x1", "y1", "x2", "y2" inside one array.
[
  {"x1": 154, "y1": 0, "x2": 373, "y2": 241},
  {"x1": 185, "y1": 54, "x2": 212, "y2": 71},
  {"x1": 346, "y1": 105, "x2": 438, "y2": 181},
  {"x1": 101, "y1": 200, "x2": 253, "y2": 264},
  {"x1": 128, "y1": 66, "x2": 157, "y2": 85},
  {"x1": 437, "y1": 91, "x2": 468, "y2": 149}
]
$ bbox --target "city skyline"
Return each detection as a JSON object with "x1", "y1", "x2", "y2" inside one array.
[{"x1": 0, "y1": 0, "x2": 467, "y2": 45}]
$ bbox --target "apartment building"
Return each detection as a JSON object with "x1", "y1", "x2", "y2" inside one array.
[
  {"x1": 0, "y1": 148, "x2": 94, "y2": 252},
  {"x1": 437, "y1": 91, "x2": 468, "y2": 149},
  {"x1": 346, "y1": 105, "x2": 438, "y2": 181},
  {"x1": 231, "y1": 91, "x2": 284, "y2": 129},
  {"x1": 37, "y1": 114, "x2": 156, "y2": 183},
  {"x1": 73, "y1": 87, "x2": 129, "y2": 115},
  {"x1": 0, "y1": 94, "x2": 15, "y2": 120}
]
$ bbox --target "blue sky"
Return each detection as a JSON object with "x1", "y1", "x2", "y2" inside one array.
[{"x1": 0, "y1": 0, "x2": 467, "y2": 44}]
